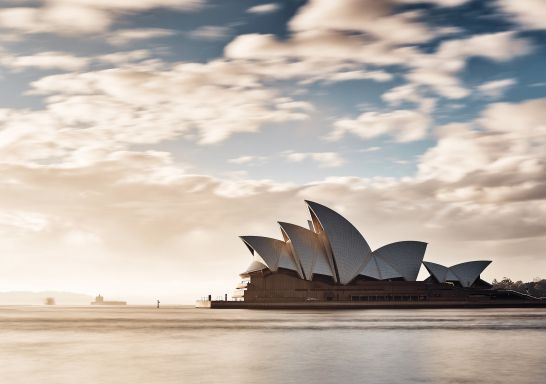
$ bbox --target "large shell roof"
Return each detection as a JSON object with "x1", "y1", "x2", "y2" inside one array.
[
  {"x1": 305, "y1": 200, "x2": 372, "y2": 285},
  {"x1": 240, "y1": 201, "x2": 490, "y2": 286},
  {"x1": 367, "y1": 241, "x2": 427, "y2": 281},
  {"x1": 278, "y1": 222, "x2": 335, "y2": 280},
  {"x1": 423, "y1": 260, "x2": 491, "y2": 287},
  {"x1": 240, "y1": 236, "x2": 300, "y2": 275}
]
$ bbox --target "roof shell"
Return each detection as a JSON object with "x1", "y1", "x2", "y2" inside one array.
[
  {"x1": 240, "y1": 236, "x2": 298, "y2": 273},
  {"x1": 360, "y1": 256, "x2": 402, "y2": 280},
  {"x1": 423, "y1": 260, "x2": 491, "y2": 287},
  {"x1": 305, "y1": 200, "x2": 372, "y2": 285},
  {"x1": 370, "y1": 241, "x2": 427, "y2": 281},
  {"x1": 278, "y1": 222, "x2": 334, "y2": 280},
  {"x1": 423, "y1": 261, "x2": 449, "y2": 283},
  {"x1": 450, "y1": 260, "x2": 492, "y2": 288}
]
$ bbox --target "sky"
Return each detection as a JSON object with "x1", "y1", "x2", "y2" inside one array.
[{"x1": 0, "y1": 0, "x2": 545, "y2": 304}]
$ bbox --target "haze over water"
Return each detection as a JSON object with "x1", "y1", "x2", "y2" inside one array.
[{"x1": 1, "y1": 307, "x2": 545, "y2": 384}]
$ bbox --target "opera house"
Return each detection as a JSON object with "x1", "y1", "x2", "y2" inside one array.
[{"x1": 197, "y1": 201, "x2": 545, "y2": 308}]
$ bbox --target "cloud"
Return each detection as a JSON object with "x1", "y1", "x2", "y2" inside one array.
[
  {"x1": 225, "y1": 3, "x2": 532, "y2": 100},
  {"x1": 284, "y1": 151, "x2": 346, "y2": 168},
  {"x1": 397, "y1": 0, "x2": 469, "y2": 6},
  {"x1": 332, "y1": 109, "x2": 430, "y2": 142},
  {"x1": 1, "y1": 51, "x2": 89, "y2": 71},
  {"x1": 96, "y1": 50, "x2": 153, "y2": 65},
  {"x1": 360, "y1": 146, "x2": 381, "y2": 153},
  {"x1": 497, "y1": 0, "x2": 546, "y2": 30},
  {"x1": 419, "y1": 98, "x2": 546, "y2": 184},
  {"x1": 0, "y1": 60, "x2": 312, "y2": 164},
  {"x1": 406, "y1": 32, "x2": 531, "y2": 99},
  {"x1": 225, "y1": 0, "x2": 448, "y2": 87},
  {"x1": 479, "y1": 98, "x2": 546, "y2": 135},
  {"x1": 382, "y1": 84, "x2": 436, "y2": 112},
  {"x1": 0, "y1": 0, "x2": 544, "y2": 303},
  {"x1": 106, "y1": 28, "x2": 177, "y2": 45},
  {"x1": 319, "y1": 70, "x2": 393, "y2": 83},
  {"x1": 0, "y1": 0, "x2": 204, "y2": 35},
  {"x1": 228, "y1": 155, "x2": 268, "y2": 165},
  {"x1": 189, "y1": 25, "x2": 231, "y2": 40},
  {"x1": 477, "y1": 78, "x2": 516, "y2": 98},
  {"x1": 0, "y1": 5, "x2": 111, "y2": 34},
  {"x1": 246, "y1": 3, "x2": 280, "y2": 14},
  {"x1": 224, "y1": 55, "x2": 395, "y2": 85},
  {"x1": 0, "y1": 129, "x2": 544, "y2": 301},
  {"x1": 289, "y1": 0, "x2": 436, "y2": 45}
]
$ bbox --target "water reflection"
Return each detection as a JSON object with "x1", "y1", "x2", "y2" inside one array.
[{"x1": 1, "y1": 307, "x2": 545, "y2": 384}]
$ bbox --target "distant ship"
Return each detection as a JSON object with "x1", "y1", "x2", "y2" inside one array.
[
  {"x1": 91, "y1": 294, "x2": 126, "y2": 306},
  {"x1": 44, "y1": 297, "x2": 56, "y2": 305}
]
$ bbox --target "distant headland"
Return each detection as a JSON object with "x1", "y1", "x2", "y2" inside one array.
[{"x1": 0, "y1": 291, "x2": 92, "y2": 305}]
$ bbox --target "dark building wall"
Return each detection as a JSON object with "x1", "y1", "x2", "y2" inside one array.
[{"x1": 242, "y1": 269, "x2": 481, "y2": 303}]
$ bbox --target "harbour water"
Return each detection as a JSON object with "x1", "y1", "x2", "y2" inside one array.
[{"x1": 1, "y1": 306, "x2": 545, "y2": 384}]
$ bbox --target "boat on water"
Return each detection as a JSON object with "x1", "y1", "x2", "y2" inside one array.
[
  {"x1": 197, "y1": 200, "x2": 546, "y2": 309},
  {"x1": 91, "y1": 294, "x2": 126, "y2": 306},
  {"x1": 44, "y1": 297, "x2": 56, "y2": 305}
]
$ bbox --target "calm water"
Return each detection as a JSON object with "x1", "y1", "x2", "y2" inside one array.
[{"x1": 1, "y1": 306, "x2": 545, "y2": 384}]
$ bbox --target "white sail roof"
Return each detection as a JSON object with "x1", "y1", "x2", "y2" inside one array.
[
  {"x1": 450, "y1": 261, "x2": 492, "y2": 288},
  {"x1": 423, "y1": 261, "x2": 449, "y2": 282},
  {"x1": 423, "y1": 260, "x2": 491, "y2": 287},
  {"x1": 240, "y1": 236, "x2": 298, "y2": 273},
  {"x1": 359, "y1": 256, "x2": 403, "y2": 280},
  {"x1": 238, "y1": 200, "x2": 492, "y2": 288},
  {"x1": 305, "y1": 200, "x2": 372, "y2": 285},
  {"x1": 371, "y1": 241, "x2": 427, "y2": 281},
  {"x1": 279, "y1": 222, "x2": 334, "y2": 280}
]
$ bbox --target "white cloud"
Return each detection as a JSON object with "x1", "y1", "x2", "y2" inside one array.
[
  {"x1": 360, "y1": 146, "x2": 381, "y2": 153},
  {"x1": 419, "y1": 98, "x2": 546, "y2": 183},
  {"x1": 497, "y1": 0, "x2": 546, "y2": 30},
  {"x1": 284, "y1": 151, "x2": 346, "y2": 168},
  {"x1": 477, "y1": 78, "x2": 516, "y2": 98},
  {"x1": 289, "y1": 0, "x2": 435, "y2": 45},
  {"x1": 382, "y1": 84, "x2": 436, "y2": 112},
  {"x1": 0, "y1": 138, "x2": 544, "y2": 301},
  {"x1": 0, "y1": 0, "x2": 204, "y2": 34},
  {"x1": 231, "y1": 56, "x2": 394, "y2": 85},
  {"x1": 52, "y1": 0, "x2": 204, "y2": 11},
  {"x1": 0, "y1": 6, "x2": 111, "y2": 34},
  {"x1": 246, "y1": 3, "x2": 280, "y2": 14},
  {"x1": 397, "y1": 0, "x2": 469, "y2": 6},
  {"x1": 106, "y1": 28, "x2": 177, "y2": 45},
  {"x1": 407, "y1": 68, "x2": 469, "y2": 99},
  {"x1": 435, "y1": 31, "x2": 532, "y2": 62},
  {"x1": 96, "y1": 50, "x2": 153, "y2": 65},
  {"x1": 319, "y1": 70, "x2": 393, "y2": 83},
  {"x1": 190, "y1": 25, "x2": 231, "y2": 40},
  {"x1": 0, "y1": 60, "x2": 312, "y2": 164},
  {"x1": 1, "y1": 51, "x2": 89, "y2": 71},
  {"x1": 225, "y1": 3, "x2": 532, "y2": 100},
  {"x1": 332, "y1": 109, "x2": 430, "y2": 142},
  {"x1": 228, "y1": 155, "x2": 268, "y2": 165},
  {"x1": 405, "y1": 32, "x2": 531, "y2": 99},
  {"x1": 479, "y1": 98, "x2": 546, "y2": 135}
]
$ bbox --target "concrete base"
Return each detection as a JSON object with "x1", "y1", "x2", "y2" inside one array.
[{"x1": 196, "y1": 300, "x2": 546, "y2": 309}]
